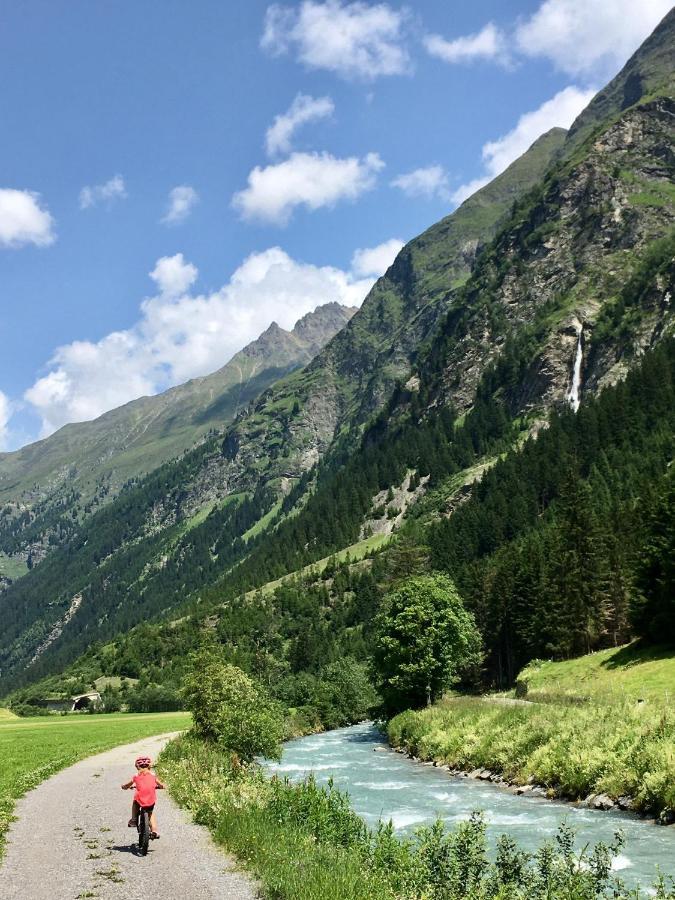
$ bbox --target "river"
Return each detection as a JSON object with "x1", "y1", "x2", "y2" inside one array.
[{"x1": 264, "y1": 722, "x2": 675, "y2": 890}]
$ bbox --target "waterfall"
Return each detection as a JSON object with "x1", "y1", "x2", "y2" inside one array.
[{"x1": 567, "y1": 328, "x2": 583, "y2": 413}]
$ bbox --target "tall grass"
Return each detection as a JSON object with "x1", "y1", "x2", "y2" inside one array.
[
  {"x1": 158, "y1": 733, "x2": 675, "y2": 899},
  {"x1": 159, "y1": 735, "x2": 387, "y2": 899},
  {"x1": 388, "y1": 698, "x2": 675, "y2": 815}
]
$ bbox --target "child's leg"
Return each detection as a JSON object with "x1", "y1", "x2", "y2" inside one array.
[
  {"x1": 128, "y1": 799, "x2": 139, "y2": 826},
  {"x1": 150, "y1": 809, "x2": 159, "y2": 834}
]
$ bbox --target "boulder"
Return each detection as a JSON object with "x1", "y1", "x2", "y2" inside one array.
[{"x1": 589, "y1": 793, "x2": 616, "y2": 811}]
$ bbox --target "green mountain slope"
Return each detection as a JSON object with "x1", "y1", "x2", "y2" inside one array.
[
  {"x1": 227, "y1": 127, "x2": 567, "y2": 484},
  {"x1": 11, "y1": 336, "x2": 673, "y2": 710},
  {"x1": 1, "y1": 12, "x2": 673, "y2": 693},
  {"x1": 0, "y1": 302, "x2": 355, "y2": 572}
]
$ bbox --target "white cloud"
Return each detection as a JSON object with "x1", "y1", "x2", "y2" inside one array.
[
  {"x1": 149, "y1": 253, "x2": 199, "y2": 297},
  {"x1": 351, "y1": 237, "x2": 404, "y2": 277},
  {"x1": 451, "y1": 85, "x2": 596, "y2": 205},
  {"x1": 0, "y1": 391, "x2": 11, "y2": 450},
  {"x1": 266, "y1": 93, "x2": 335, "y2": 157},
  {"x1": 23, "y1": 242, "x2": 396, "y2": 438},
  {"x1": 261, "y1": 1, "x2": 410, "y2": 80},
  {"x1": 161, "y1": 185, "x2": 199, "y2": 225},
  {"x1": 0, "y1": 189, "x2": 55, "y2": 248},
  {"x1": 391, "y1": 165, "x2": 451, "y2": 201},
  {"x1": 516, "y1": 0, "x2": 672, "y2": 77},
  {"x1": 79, "y1": 175, "x2": 127, "y2": 210},
  {"x1": 423, "y1": 23, "x2": 509, "y2": 66},
  {"x1": 232, "y1": 151, "x2": 384, "y2": 225}
]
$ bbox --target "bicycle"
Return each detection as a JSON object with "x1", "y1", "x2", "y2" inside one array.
[{"x1": 136, "y1": 805, "x2": 154, "y2": 856}]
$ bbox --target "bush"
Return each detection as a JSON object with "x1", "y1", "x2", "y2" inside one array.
[{"x1": 181, "y1": 650, "x2": 285, "y2": 762}]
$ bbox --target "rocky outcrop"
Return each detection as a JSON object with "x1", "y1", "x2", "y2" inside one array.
[{"x1": 429, "y1": 96, "x2": 674, "y2": 419}]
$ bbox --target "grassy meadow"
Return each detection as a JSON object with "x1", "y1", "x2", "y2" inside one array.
[
  {"x1": 518, "y1": 644, "x2": 675, "y2": 705},
  {"x1": 0, "y1": 710, "x2": 190, "y2": 856}
]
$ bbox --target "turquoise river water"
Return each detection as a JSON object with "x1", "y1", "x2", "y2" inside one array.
[{"x1": 265, "y1": 722, "x2": 675, "y2": 890}]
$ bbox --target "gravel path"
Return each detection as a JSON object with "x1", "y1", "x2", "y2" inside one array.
[{"x1": 0, "y1": 732, "x2": 258, "y2": 900}]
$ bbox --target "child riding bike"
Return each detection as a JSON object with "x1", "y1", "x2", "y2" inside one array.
[{"x1": 121, "y1": 756, "x2": 165, "y2": 839}]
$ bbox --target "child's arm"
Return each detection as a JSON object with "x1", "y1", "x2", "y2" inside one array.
[
  {"x1": 155, "y1": 778, "x2": 165, "y2": 790},
  {"x1": 121, "y1": 778, "x2": 134, "y2": 790}
]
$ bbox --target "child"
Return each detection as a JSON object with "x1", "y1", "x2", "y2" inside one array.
[{"x1": 121, "y1": 755, "x2": 165, "y2": 839}]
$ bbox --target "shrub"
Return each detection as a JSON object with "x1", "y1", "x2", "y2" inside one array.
[{"x1": 181, "y1": 650, "x2": 285, "y2": 762}]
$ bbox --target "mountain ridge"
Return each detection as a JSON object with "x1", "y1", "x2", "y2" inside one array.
[{"x1": 0, "y1": 301, "x2": 356, "y2": 571}]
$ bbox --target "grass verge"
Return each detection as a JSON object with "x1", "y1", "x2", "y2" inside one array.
[
  {"x1": 518, "y1": 644, "x2": 675, "y2": 705},
  {"x1": 0, "y1": 710, "x2": 190, "y2": 858}
]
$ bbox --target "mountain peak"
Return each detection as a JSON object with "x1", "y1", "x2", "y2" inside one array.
[
  {"x1": 261, "y1": 320, "x2": 286, "y2": 338},
  {"x1": 566, "y1": 7, "x2": 675, "y2": 153},
  {"x1": 291, "y1": 302, "x2": 358, "y2": 350}
]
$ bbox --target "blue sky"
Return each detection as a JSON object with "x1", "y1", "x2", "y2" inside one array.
[{"x1": 0, "y1": 0, "x2": 670, "y2": 450}]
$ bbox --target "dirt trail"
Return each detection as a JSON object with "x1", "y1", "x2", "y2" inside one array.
[{"x1": 0, "y1": 732, "x2": 257, "y2": 900}]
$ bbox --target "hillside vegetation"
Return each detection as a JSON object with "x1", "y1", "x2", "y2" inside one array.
[{"x1": 0, "y1": 303, "x2": 355, "y2": 571}]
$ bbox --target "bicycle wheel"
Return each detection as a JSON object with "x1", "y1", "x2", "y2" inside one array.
[{"x1": 138, "y1": 809, "x2": 150, "y2": 856}]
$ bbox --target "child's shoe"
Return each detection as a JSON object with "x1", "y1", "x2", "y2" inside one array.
[
  {"x1": 128, "y1": 819, "x2": 137, "y2": 827},
  {"x1": 151, "y1": 832, "x2": 160, "y2": 840}
]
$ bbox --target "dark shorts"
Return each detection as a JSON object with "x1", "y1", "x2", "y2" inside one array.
[{"x1": 134, "y1": 801, "x2": 155, "y2": 814}]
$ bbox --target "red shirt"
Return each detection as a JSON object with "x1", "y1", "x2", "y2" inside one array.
[{"x1": 133, "y1": 770, "x2": 158, "y2": 807}]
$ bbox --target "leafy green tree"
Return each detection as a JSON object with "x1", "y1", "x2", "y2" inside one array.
[
  {"x1": 372, "y1": 574, "x2": 482, "y2": 714},
  {"x1": 315, "y1": 658, "x2": 378, "y2": 729},
  {"x1": 181, "y1": 650, "x2": 285, "y2": 762},
  {"x1": 126, "y1": 682, "x2": 181, "y2": 713},
  {"x1": 100, "y1": 684, "x2": 122, "y2": 713}
]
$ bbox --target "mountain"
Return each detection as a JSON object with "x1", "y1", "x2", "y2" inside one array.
[
  {"x1": 564, "y1": 5, "x2": 675, "y2": 153},
  {"x1": 0, "y1": 11, "x2": 673, "y2": 694},
  {"x1": 0, "y1": 302, "x2": 356, "y2": 573}
]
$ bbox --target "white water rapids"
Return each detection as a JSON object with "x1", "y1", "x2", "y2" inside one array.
[{"x1": 265, "y1": 723, "x2": 675, "y2": 890}]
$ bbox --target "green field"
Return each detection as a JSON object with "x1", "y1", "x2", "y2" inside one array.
[
  {"x1": 518, "y1": 643, "x2": 675, "y2": 705},
  {"x1": 0, "y1": 552, "x2": 28, "y2": 581},
  {"x1": 0, "y1": 711, "x2": 190, "y2": 856}
]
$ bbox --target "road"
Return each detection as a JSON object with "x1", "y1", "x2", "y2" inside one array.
[{"x1": 0, "y1": 732, "x2": 257, "y2": 899}]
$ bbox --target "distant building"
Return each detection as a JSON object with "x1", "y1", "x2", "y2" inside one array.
[{"x1": 32, "y1": 691, "x2": 102, "y2": 712}]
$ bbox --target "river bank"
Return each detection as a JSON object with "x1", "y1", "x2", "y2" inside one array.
[
  {"x1": 387, "y1": 695, "x2": 675, "y2": 824},
  {"x1": 267, "y1": 722, "x2": 675, "y2": 890},
  {"x1": 390, "y1": 742, "x2": 641, "y2": 816}
]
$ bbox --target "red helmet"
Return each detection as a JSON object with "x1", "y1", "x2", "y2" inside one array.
[{"x1": 135, "y1": 756, "x2": 152, "y2": 768}]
